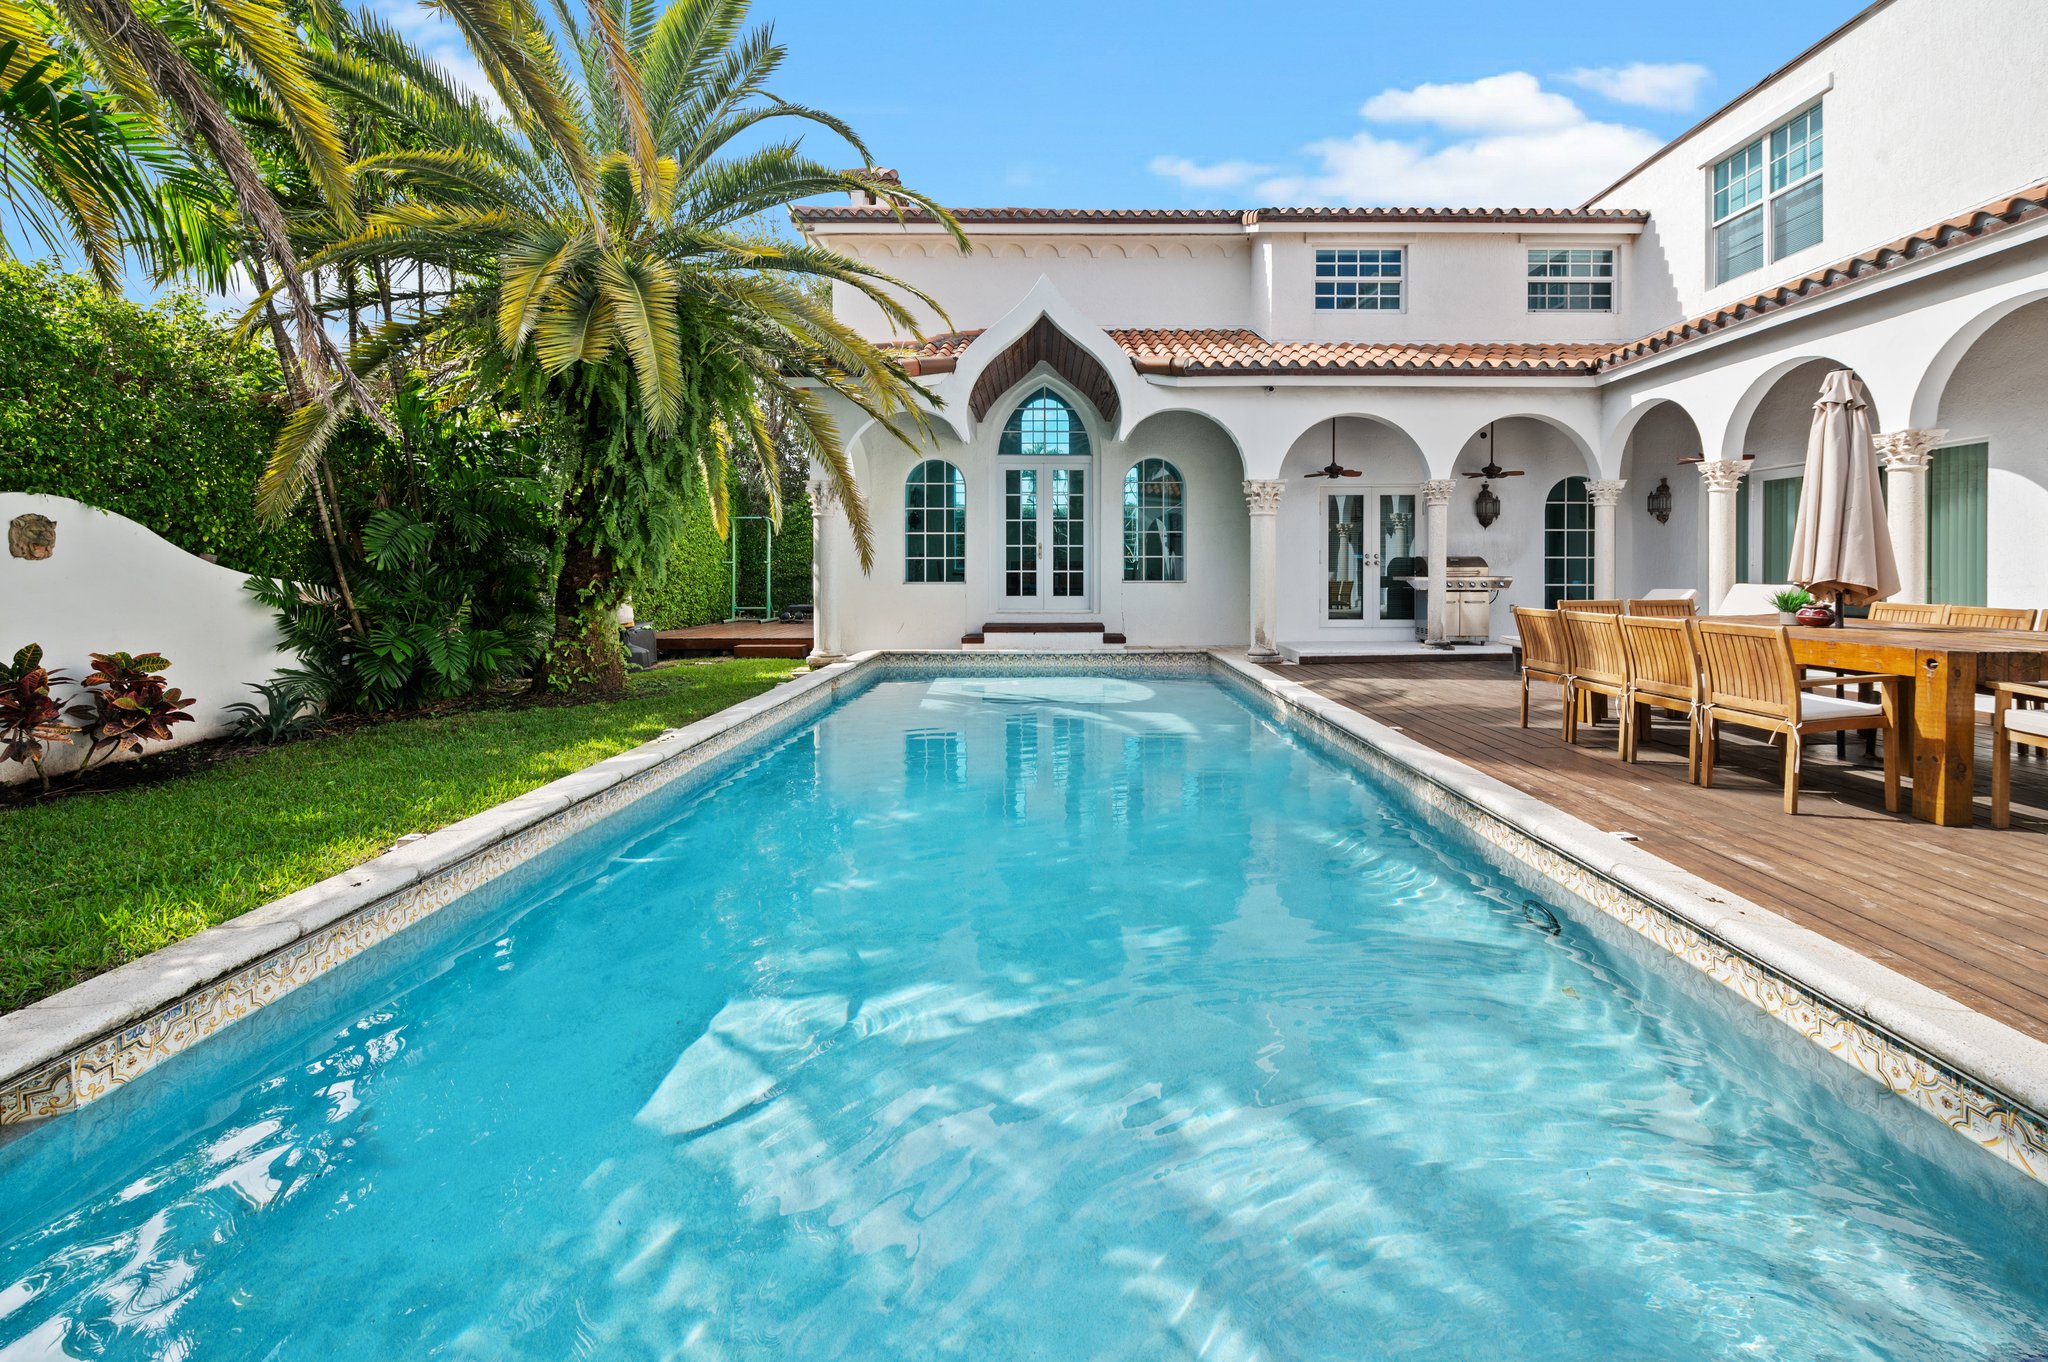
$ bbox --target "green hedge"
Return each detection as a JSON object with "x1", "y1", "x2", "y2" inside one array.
[
  {"x1": 0, "y1": 262, "x2": 305, "y2": 574},
  {"x1": 635, "y1": 477, "x2": 732, "y2": 627}
]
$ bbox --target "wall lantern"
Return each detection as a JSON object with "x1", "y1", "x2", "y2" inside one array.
[
  {"x1": 1646, "y1": 476, "x2": 1673, "y2": 524},
  {"x1": 1474, "y1": 481, "x2": 1502, "y2": 529}
]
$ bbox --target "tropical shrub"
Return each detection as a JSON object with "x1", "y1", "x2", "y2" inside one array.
[
  {"x1": 0, "y1": 262, "x2": 304, "y2": 573},
  {"x1": 0, "y1": 645, "x2": 75, "y2": 789},
  {"x1": 65, "y1": 650, "x2": 196, "y2": 768},
  {"x1": 222, "y1": 678, "x2": 325, "y2": 743},
  {"x1": 251, "y1": 386, "x2": 561, "y2": 713}
]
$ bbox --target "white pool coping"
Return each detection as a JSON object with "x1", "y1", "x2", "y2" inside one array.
[{"x1": 3, "y1": 647, "x2": 2044, "y2": 1186}]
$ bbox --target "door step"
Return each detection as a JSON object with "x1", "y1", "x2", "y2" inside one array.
[{"x1": 962, "y1": 622, "x2": 1126, "y2": 651}]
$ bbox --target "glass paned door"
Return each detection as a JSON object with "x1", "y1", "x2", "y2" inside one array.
[
  {"x1": 1762, "y1": 475, "x2": 1802, "y2": 583},
  {"x1": 1326, "y1": 490, "x2": 1416, "y2": 624},
  {"x1": 1003, "y1": 465, "x2": 1087, "y2": 607},
  {"x1": 1004, "y1": 468, "x2": 1038, "y2": 601}
]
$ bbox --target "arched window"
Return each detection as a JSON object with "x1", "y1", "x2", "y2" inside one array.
[
  {"x1": 1122, "y1": 459, "x2": 1185, "y2": 582},
  {"x1": 905, "y1": 460, "x2": 966, "y2": 583},
  {"x1": 1543, "y1": 476, "x2": 1593, "y2": 607},
  {"x1": 999, "y1": 387, "x2": 1091, "y2": 458}
]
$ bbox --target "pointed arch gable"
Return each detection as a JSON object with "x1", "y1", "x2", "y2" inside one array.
[{"x1": 968, "y1": 316, "x2": 1122, "y2": 430}]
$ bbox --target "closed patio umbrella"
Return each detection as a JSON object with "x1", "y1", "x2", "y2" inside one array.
[{"x1": 1788, "y1": 369, "x2": 1899, "y2": 614}]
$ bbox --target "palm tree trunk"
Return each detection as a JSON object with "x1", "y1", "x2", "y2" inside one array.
[{"x1": 536, "y1": 480, "x2": 627, "y2": 697}]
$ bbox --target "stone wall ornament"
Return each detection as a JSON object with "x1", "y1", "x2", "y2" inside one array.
[{"x1": 8, "y1": 513, "x2": 56, "y2": 560}]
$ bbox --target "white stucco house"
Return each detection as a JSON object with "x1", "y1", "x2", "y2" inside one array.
[{"x1": 794, "y1": 0, "x2": 2048, "y2": 661}]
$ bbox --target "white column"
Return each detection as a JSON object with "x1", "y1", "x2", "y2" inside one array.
[
  {"x1": 1876, "y1": 427, "x2": 1945, "y2": 603},
  {"x1": 807, "y1": 475, "x2": 846, "y2": 664},
  {"x1": 1587, "y1": 479, "x2": 1627, "y2": 599},
  {"x1": 1421, "y1": 479, "x2": 1456, "y2": 643},
  {"x1": 1242, "y1": 479, "x2": 1285, "y2": 661},
  {"x1": 1700, "y1": 460, "x2": 1748, "y2": 612}
]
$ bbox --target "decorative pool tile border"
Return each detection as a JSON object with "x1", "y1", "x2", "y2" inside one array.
[
  {"x1": 1209, "y1": 652, "x2": 2048, "y2": 1186},
  {"x1": 0, "y1": 651, "x2": 1217, "y2": 1128}
]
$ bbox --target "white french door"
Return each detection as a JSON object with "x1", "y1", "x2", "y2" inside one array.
[
  {"x1": 1321, "y1": 488, "x2": 1419, "y2": 626},
  {"x1": 1001, "y1": 463, "x2": 1090, "y2": 609}
]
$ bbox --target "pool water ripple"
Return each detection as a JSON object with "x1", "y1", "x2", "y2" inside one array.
[{"x1": 1, "y1": 675, "x2": 2045, "y2": 1360}]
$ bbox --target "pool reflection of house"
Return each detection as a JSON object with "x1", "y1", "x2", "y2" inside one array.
[{"x1": 792, "y1": 0, "x2": 2048, "y2": 662}]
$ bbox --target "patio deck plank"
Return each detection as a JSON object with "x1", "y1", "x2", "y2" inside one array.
[{"x1": 1273, "y1": 657, "x2": 2048, "y2": 1044}]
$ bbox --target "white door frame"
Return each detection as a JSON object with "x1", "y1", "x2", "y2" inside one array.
[
  {"x1": 995, "y1": 460, "x2": 1095, "y2": 613},
  {"x1": 1318, "y1": 484, "x2": 1419, "y2": 628}
]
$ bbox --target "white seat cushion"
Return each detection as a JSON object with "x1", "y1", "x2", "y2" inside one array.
[
  {"x1": 2005, "y1": 707, "x2": 2048, "y2": 740},
  {"x1": 1799, "y1": 693, "x2": 1885, "y2": 723}
]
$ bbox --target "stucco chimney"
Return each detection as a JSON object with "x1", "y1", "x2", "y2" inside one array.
[{"x1": 848, "y1": 167, "x2": 900, "y2": 206}]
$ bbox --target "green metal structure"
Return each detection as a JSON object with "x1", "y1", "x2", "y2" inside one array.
[{"x1": 728, "y1": 514, "x2": 774, "y2": 620}]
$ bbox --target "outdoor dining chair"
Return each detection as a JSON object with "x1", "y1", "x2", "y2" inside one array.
[
  {"x1": 1560, "y1": 609, "x2": 1631, "y2": 755},
  {"x1": 1618, "y1": 615, "x2": 1701, "y2": 781},
  {"x1": 1947, "y1": 605, "x2": 2035, "y2": 630},
  {"x1": 1867, "y1": 602, "x2": 1948, "y2": 625},
  {"x1": 1511, "y1": 606, "x2": 1570, "y2": 736},
  {"x1": 1570, "y1": 598, "x2": 1625, "y2": 614},
  {"x1": 1993, "y1": 682, "x2": 2048, "y2": 827},
  {"x1": 1624, "y1": 598, "x2": 1696, "y2": 618},
  {"x1": 1693, "y1": 621, "x2": 1901, "y2": 816}
]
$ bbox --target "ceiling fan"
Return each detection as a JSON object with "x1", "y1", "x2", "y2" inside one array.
[
  {"x1": 1462, "y1": 423, "x2": 1526, "y2": 481},
  {"x1": 1304, "y1": 419, "x2": 1362, "y2": 478}
]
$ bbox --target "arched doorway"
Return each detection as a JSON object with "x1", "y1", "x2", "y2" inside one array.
[{"x1": 993, "y1": 383, "x2": 1096, "y2": 610}]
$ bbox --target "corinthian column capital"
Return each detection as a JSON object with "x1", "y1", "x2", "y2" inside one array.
[
  {"x1": 1242, "y1": 478, "x2": 1287, "y2": 515},
  {"x1": 1875, "y1": 428, "x2": 1947, "y2": 472},
  {"x1": 1421, "y1": 478, "x2": 1457, "y2": 507},
  {"x1": 808, "y1": 474, "x2": 844, "y2": 514},
  {"x1": 1586, "y1": 478, "x2": 1628, "y2": 507},
  {"x1": 1698, "y1": 459, "x2": 1749, "y2": 493}
]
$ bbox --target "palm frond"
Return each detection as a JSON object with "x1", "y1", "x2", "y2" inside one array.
[{"x1": 593, "y1": 246, "x2": 680, "y2": 426}]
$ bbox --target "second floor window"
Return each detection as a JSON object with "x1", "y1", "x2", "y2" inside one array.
[
  {"x1": 1527, "y1": 249, "x2": 1614, "y2": 311},
  {"x1": 1712, "y1": 102, "x2": 1823, "y2": 285},
  {"x1": 1314, "y1": 248, "x2": 1403, "y2": 310}
]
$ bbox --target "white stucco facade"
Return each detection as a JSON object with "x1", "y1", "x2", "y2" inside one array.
[{"x1": 799, "y1": 0, "x2": 2048, "y2": 656}]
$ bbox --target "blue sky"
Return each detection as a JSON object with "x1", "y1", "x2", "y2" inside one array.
[{"x1": 735, "y1": 0, "x2": 1869, "y2": 209}]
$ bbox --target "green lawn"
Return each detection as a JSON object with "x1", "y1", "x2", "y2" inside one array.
[{"x1": 0, "y1": 659, "x2": 800, "y2": 1013}]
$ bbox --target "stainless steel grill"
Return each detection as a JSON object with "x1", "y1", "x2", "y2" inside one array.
[{"x1": 1394, "y1": 556, "x2": 1512, "y2": 644}]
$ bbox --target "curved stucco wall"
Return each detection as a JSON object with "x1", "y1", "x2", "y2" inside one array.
[{"x1": 0, "y1": 493, "x2": 294, "y2": 780}]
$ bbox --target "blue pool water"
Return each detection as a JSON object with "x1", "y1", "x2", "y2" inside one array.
[{"x1": 1, "y1": 674, "x2": 2045, "y2": 1360}]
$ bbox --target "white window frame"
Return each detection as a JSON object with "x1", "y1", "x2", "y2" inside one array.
[
  {"x1": 1525, "y1": 246, "x2": 1616, "y2": 312},
  {"x1": 1313, "y1": 245, "x2": 1406, "y2": 313},
  {"x1": 1709, "y1": 100, "x2": 1823, "y2": 287}
]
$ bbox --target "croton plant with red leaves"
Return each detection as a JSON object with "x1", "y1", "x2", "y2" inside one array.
[
  {"x1": 0, "y1": 644, "x2": 78, "y2": 790},
  {"x1": 66, "y1": 651, "x2": 196, "y2": 770}
]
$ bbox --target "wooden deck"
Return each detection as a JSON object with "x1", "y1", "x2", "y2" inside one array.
[
  {"x1": 1275, "y1": 657, "x2": 2048, "y2": 1044},
  {"x1": 654, "y1": 620, "x2": 812, "y2": 659}
]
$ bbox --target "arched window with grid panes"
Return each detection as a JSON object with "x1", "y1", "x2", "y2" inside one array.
[
  {"x1": 1543, "y1": 476, "x2": 1593, "y2": 607},
  {"x1": 904, "y1": 460, "x2": 966, "y2": 583},
  {"x1": 1122, "y1": 459, "x2": 1185, "y2": 581},
  {"x1": 998, "y1": 388, "x2": 1091, "y2": 458}
]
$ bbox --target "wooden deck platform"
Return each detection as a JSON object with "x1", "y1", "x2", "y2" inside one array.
[
  {"x1": 654, "y1": 620, "x2": 812, "y2": 659},
  {"x1": 1274, "y1": 657, "x2": 2048, "y2": 1044}
]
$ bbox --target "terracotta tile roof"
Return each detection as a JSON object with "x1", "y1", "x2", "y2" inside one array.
[
  {"x1": 1597, "y1": 180, "x2": 2048, "y2": 371},
  {"x1": 1112, "y1": 330, "x2": 1611, "y2": 375},
  {"x1": 881, "y1": 329, "x2": 1608, "y2": 376},
  {"x1": 793, "y1": 205, "x2": 1646, "y2": 226}
]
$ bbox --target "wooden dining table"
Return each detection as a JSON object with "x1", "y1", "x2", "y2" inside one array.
[{"x1": 1729, "y1": 617, "x2": 2048, "y2": 826}]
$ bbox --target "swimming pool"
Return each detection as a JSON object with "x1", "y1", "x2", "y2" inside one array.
[{"x1": 1, "y1": 672, "x2": 2044, "y2": 1359}]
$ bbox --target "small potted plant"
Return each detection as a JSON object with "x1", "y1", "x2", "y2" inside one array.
[{"x1": 1769, "y1": 587, "x2": 1814, "y2": 625}]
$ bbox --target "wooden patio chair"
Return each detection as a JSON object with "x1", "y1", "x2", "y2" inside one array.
[
  {"x1": 1511, "y1": 606, "x2": 1570, "y2": 736},
  {"x1": 1867, "y1": 601, "x2": 1949, "y2": 625},
  {"x1": 1568, "y1": 598, "x2": 1624, "y2": 614},
  {"x1": 1625, "y1": 598, "x2": 1696, "y2": 618},
  {"x1": 1560, "y1": 609, "x2": 1630, "y2": 755},
  {"x1": 1993, "y1": 682, "x2": 2048, "y2": 826},
  {"x1": 1619, "y1": 615, "x2": 1701, "y2": 780},
  {"x1": 1693, "y1": 621, "x2": 1901, "y2": 815},
  {"x1": 1946, "y1": 605, "x2": 2035, "y2": 630}
]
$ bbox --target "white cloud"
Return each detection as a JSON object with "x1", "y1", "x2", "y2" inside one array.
[
  {"x1": 1563, "y1": 61, "x2": 1712, "y2": 112},
  {"x1": 368, "y1": 0, "x2": 499, "y2": 106},
  {"x1": 1151, "y1": 69, "x2": 1670, "y2": 208},
  {"x1": 1360, "y1": 72, "x2": 1583, "y2": 134},
  {"x1": 1147, "y1": 155, "x2": 1279, "y2": 191}
]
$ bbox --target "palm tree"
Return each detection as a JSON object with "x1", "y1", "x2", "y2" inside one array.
[{"x1": 261, "y1": 0, "x2": 963, "y2": 692}]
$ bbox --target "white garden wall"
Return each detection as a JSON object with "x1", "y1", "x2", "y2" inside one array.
[{"x1": 0, "y1": 493, "x2": 294, "y2": 781}]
